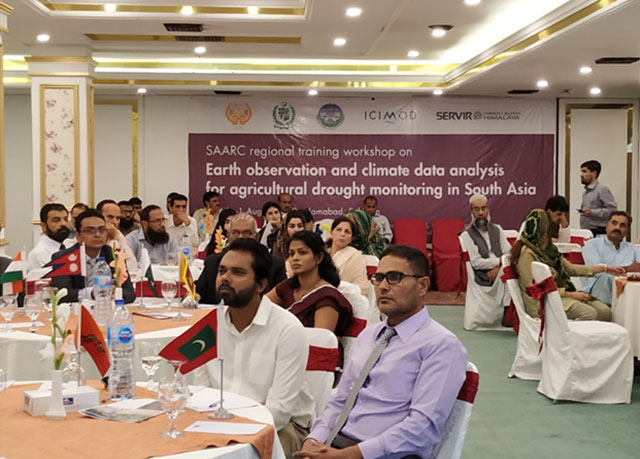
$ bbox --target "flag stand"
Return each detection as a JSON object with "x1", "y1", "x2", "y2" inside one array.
[
  {"x1": 77, "y1": 243, "x2": 87, "y2": 386},
  {"x1": 209, "y1": 359, "x2": 232, "y2": 419}
]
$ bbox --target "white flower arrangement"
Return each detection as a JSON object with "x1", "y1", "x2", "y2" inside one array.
[{"x1": 38, "y1": 288, "x2": 74, "y2": 370}]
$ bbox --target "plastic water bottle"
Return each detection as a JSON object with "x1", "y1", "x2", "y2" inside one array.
[
  {"x1": 107, "y1": 288, "x2": 136, "y2": 400},
  {"x1": 93, "y1": 257, "x2": 113, "y2": 326},
  {"x1": 180, "y1": 233, "x2": 192, "y2": 261}
]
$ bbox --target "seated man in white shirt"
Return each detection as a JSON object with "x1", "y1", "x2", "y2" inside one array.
[
  {"x1": 125, "y1": 205, "x2": 179, "y2": 264},
  {"x1": 363, "y1": 195, "x2": 392, "y2": 245},
  {"x1": 96, "y1": 199, "x2": 138, "y2": 272},
  {"x1": 193, "y1": 238, "x2": 314, "y2": 456},
  {"x1": 460, "y1": 194, "x2": 511, "y2": 322},
  {"x1": 165, "y1": 193, "x2": 199, "y2": 251},
  {"x1": 27, "y1": 203, "x2": 74, "y2": 272}
]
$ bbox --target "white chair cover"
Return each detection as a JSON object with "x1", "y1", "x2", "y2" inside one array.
[
  {"x1": 363, "y1": 254, "x2": 382, "y2": 324},
  {"x1": 502, "y1": 254, "x2": 542, "y2": 381},
  {"x1": 431, "y1": 361, "x2": 478, "y2": 459},
  {"x1": 458, "y1": 236, "x2": 505, "y2": 330},
  {"x1": 569, "y1": 228, "x2": 594, "y2": 240},
  {"x1": 304, "y1": 328, "x2": 338, "y2": 417},
  {"x1": 532, "y1": 261, "x2": 633, "y2": 404},
  {"x1": 337, "y1": 281, "x2": 370, "y2": 367},
  {"x1": 553, "y1": 242, "x2": 581, "y2": 254},
  {"x1": 503, "y1": 229, "x2": 519, "y2": 241}
]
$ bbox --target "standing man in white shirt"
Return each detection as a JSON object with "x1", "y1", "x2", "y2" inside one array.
[
  {"x1": 27, "y1": 203, "x2": 74, "y2": 272},
  {"x1": 363, "y1": 195, "x2": 393, "y2": 244},
  {"x1": 193, "y1": 238, "x2": 314, "y2": 456},
  {"x1": 165, "y1": 193, "x2": 199, "y2": 250}
]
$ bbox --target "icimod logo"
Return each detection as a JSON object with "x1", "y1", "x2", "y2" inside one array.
[
  {"x1": 273, "y1": 102, "x2": 296, "y2": 129},
  {"x1": 225, "y1": 102, "x2": 252, "y2": 126},
  {"x1": 364, "y1": 109, "x2": 417, "y2": 124},
  {"x1": 317, "y1": 103, "x2": 344, "y2": 128}
]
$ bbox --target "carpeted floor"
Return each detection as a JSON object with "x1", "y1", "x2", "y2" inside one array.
[
  {"x1": 424, "y1": 291, "x2": 465, "y2": 305},
  {"x1": 427, "y1": 305, "x2": 640, "y2": 459}
]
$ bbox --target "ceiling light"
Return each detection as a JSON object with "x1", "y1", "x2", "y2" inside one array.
[
  {"x1": 104, "y1": 3, "x2": 117, "y2": 13},
  {"x1": 181, "y1": 6, "x2": 194, "y2": 16},
  {"x1": 333, "y1": 37, "x2": 346, "y2": 47},
  {"x1": 579, "y1": 66, "x2": 592, "y2": 74},
  {"x1": 433, "y1": 89, "x2": 444, "y2": 95},
  {"x1": 389, "y1": 65, "x2": 398, "y2": 71},
  {"x1": 590, "y1": 87, "x2": 601, "y2": 95},
  {"x1": 536, "y1": 79, "x2": 549, "y2": 88},
  {"x1": 247, "y1": 6, "x2": 259, "y2": 14},
  {"x1": 308, "y1": 89, "x2": 318, "y2": 96},
  {"x1": 194, "y1": 46, "x2": 206, "y2": 54},
  {"x1": 346, "y1": 7, "x2": 362, "y2": 17},
  {"x1": 137, "y1": 88, "x2": 147, "y2": 94},
  {"x1": 407, "y1": 50, "x2": 420, "y2": 58},
  {"x1": 429, "y1": 25, "x2": 453, "y2": 38},
  {"x1": 36, "y1": 33, "x2": 50, "y2": 43},
  {"x1": 464, "y1": 0, "x2": 482, "y2": 5}
]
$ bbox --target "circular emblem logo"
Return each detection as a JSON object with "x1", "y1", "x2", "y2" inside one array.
[
  {"x1": 118, "y1": 326, "x2": 134, "y2": 344},
  {"x1": 317, "y1": 103, "x2": 344, "y2": 128},
  {"x1": 473, "y1": 111, "x2": 483, "y2": 120},
  {"x1": 225, "y1": 102, "x2": 252, "y2": 126},
  {"x1": 272, "y1": 102, "x2": 296, "y2": 129}
]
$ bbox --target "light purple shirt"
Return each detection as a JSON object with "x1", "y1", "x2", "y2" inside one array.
[{"x1": 308, "y1": 307, "x2": 467, "y2": 459}]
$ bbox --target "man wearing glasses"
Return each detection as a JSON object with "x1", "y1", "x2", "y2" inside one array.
[
  {"x1": 52, "y1": 208, "x2": 135, "y2": 303},
  {"x1": 126, "y1": 205, "x2": 179, "y2": 264},
  {"x1": 296, "y1": 245, "x2": 467, "y2": 459}
]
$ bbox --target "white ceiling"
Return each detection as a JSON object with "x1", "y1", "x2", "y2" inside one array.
[{"x1": 2, "y1": 0, "x2": 639, "y2": 97}]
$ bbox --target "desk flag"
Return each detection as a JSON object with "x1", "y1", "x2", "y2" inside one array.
[
  {"x1": 0, "y1": 250, "x2": 27, "y2": 295},
  {"x1": 75, "y1": 305, "x2": 110, "y2": 377},
  {"x1": 159, "y1": 309, "x2": 218, "y2": 374},
  {"x1": 42, "y1": 245, "x2": 87, "y2": 278},
  {"x1": 179, "y1": 252, "x2": 196, "y2": 299}
]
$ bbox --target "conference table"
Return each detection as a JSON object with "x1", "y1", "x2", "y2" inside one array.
[{"x1": 611, "y1": 277, "x2": 640, "y2": 358}]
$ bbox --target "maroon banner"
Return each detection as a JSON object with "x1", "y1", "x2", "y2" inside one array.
[{"x1": 189, "y1": 133, "x2": 553, "y2": 229}]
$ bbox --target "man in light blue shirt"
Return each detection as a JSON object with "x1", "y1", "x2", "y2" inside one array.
[{"x1": 582, "y1": 211, "x2": 640, "y2": 305}]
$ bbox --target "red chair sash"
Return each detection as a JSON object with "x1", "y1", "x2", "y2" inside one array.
[
  {"x1": 457, "y1": 370, "x2": 479, "y2": 404},
  {"x1": 525, "y1": 276, "x2": 557, "y2": 353},
  {"x1": 500, "y1": 265, "x2": 516, "y2": 283},
  {"x1": 344, "y1": 317, "x2": 367, "y2": 338},
  {"x1": 306, "y1": 345, "x2": 339, "y2": 372}
]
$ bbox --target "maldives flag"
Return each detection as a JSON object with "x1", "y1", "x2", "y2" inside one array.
[
  {"x1": 75, "y1": 305, "x2": 110, "y2": 377},
  {"x1": 159, "y1": 309, "x2": 218, "y2": 374},
  {"x1": 42, "y1": 245, "x2": 87, "y2": 278}
]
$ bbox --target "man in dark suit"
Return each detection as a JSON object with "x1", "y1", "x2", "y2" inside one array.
[
  {"x1": 52, "y1": 208, "x2": 135, "y2": 303},
  {"x1": 196, "y1": 213, "x2": 286, "y2": 305}
]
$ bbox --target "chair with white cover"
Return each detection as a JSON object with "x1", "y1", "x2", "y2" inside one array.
[
  {"x1": 363, "y1": 254, "x2": 382, "y2": 324},
  {"x1": 569, "y1": 228, "x2": 594, "y2": 246},
  {"x1": 337, "y1": 281, "x2": 369, "y2": 367},
  {"x1": 503, "y1": 229, "x2": 519, "y2": 246},
  {"x1": 502, "y1": 254, "x2": 541, "y2": 380},
  {"x1": 531, "y1": 261, "x2": 633, "y2": 404},
  {"x1": 458, "y1": 236, "x2": 504, "y2": 330},
  {"x1": 431, "y1": 361, "x2": 479, "y2": 459},
  {"x1": 304, "y1": 328, "x2": 339, "y2": 417}
]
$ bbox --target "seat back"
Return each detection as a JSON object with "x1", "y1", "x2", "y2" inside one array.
[
  {"x1": 338, "y1": 281, "x2": 369, "y2": 367},
  {"x1": 432, "y1": 219, "x2": 465, "y2": 292},
  {"x1": 553, "y1": 242, "x2": 581, "y2": 254},
  {"x1": 431, "y1": 361, "x2": 479, "y2": 459},
  {"x1": 393, "y1": 218, "x2": 427, "y2": 254},
  {"x1": 503, "y1": 229, "x2": 519, "y2": 246},
  {"x1": 531, "y1": 262, "x2": 570, "y2": 337},
  {"x1": 569, "y1": 228, "x2": 594, "y2": 246},
  {"x1": 363, "y1": 255, "x2": 381, "y2": 324},
  {"x1": 304, "y1": 328, "x2": 338, "y2": 417}
]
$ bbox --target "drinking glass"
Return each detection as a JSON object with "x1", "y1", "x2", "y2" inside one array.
[
  {"x1": 34, "y1": 279, "x2": 51, "y2": 300},
  {"x1": 0, "y1": 296, "x2": 18, "y2": 333},
  {"x1": 158, "y1": 376, "x2": 190, "y2": 438},
  {"x1": 161, "y1": 281, "x2": 177, "y2": 310},
  {"x1": 140, "y1": 341, "x2": 162, "y2": 389},
  {"x1": 165, "y1": 252, "x2": 179, "y2": 266},
  {"x1": 0, "y1": 368, "x2": 6, "y2": 393},
  {"x1": 23, "y1": 295, "x2": 45, "y2": 333},
  {"x1": 42, "y1": 286, "x2": 59, "y2": 314}
]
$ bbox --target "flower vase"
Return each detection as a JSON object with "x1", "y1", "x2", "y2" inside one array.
[{"x1": 45, "y1": 369, "x2": 67, "y2": 421}]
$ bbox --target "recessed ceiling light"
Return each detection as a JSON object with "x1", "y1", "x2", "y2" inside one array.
[
  {"x1": 247, "y1": 6, "x2": 259, "y2": 15},
  {"x1": 346, "y1": 7, "x2": 362, "y2": 17},
  {"x1": 389, "y1": 65, "x2": 398, "y2": 71},
  {"x1": 590, "y1": 87, "x2": 601, "y2": 95},
  {"x1": 429, "y1": 25, "x2": 453, "y2": 38},
  {"x1": 579, "y1": 66, "x2": 592, "y2": 74},
  {"x1": 181, "y1": 6, "x2": 194, "y2": 16},
  {"x1": 194, "y1": 46, "x2": 206, "y2": 54},
  {"x1": 104, "y1": 3, "x2": 117, "y2": 13},
  {"x1": 536, "y1": 79, "x2": 549, "y2": 88},
  {"x1": 137, "y1": 88, "x2": 147, "y2": 94},
  {"x1": 464, "y1": 0, "x2": 482, "y2": 5},
  {"x1": 308, "y1": 89, "x2": 318, "y2": 96},
  {"x1": 407, "y1": 50, "x2": 420, "y2": 58},
  {"x1": 333, "y1": 37, "x2": 346, "y2": 47},
  {"x1": 433, "y1": 89, "x2": 444, "y2": 95},
  {"x1": 36, "y1": 33, "x2": 50, "y2": 43}
]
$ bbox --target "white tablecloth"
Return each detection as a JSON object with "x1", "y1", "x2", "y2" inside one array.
[{"x1": 611, "y1": 280, "x2": 640, "y2": 358}]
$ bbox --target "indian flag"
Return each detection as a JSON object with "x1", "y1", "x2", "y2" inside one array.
[{"x1": 0, "y1": 251, "x2": 27, "y2": 295}]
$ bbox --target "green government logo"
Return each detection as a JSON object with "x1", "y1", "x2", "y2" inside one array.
[
  {"x1": 273, "y1": 102, "x2": 296, "y2": 129},
  {"x1": 317, "y1": 103, "x2": 344, "y2": 128}
]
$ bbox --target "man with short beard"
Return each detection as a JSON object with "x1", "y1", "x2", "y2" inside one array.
[
  {"x1": 27, "y1": 203, "x2": 74, "y2": 272},
  {"x1": 118, "y1": 200, "x2": 140, "y2": 236},
  {"x1": 193, "y1": 238, "x2": 313, "y2": 457},
  {"x1": 460, "y1": 194, "x2": 511, "y2": 320},
  {"x1": 125, "y1": 204, "x2": 179, "y2": 264}
]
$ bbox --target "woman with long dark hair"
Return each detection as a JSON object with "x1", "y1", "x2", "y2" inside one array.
[
  {"x1": 258, "y1": 201, "x2": 281, "y2": 247},
  {"x1": 205, "y1": 208, "x2": 236, "y2": 256},
  {"x1": 270, "y1": 210, "x2": 308, "y2": 259},
  {"x1": 267, "y1": 231, "x2": 354, "y2": 335}
]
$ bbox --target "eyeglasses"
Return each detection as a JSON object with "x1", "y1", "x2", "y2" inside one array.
[
  {"x1": 148, "y1": 217, "x2": 167, "y2": 225},
  {"x1": 229, "y1": 230, "x2": 256, "y2": 238},
  {"x1": 369, "y1": 271, "x2": 424, "y2": 286},
  {"x1": 80, "y1": 226, "x2": 107, "y2": 235}
]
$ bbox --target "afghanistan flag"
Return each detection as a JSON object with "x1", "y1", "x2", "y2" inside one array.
[
  {"x1": 75, "y1": 305, "x2": 110, "y2": 377},
  {"x1": 42, "y1": 245, "x2": 87, "y2": 278},
  {"x1": 0, "y1": 251, "x2": 27, "y2": 295},
  {"x1": 159, "y1": 308, "x2": 218, "y2": 374}
]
